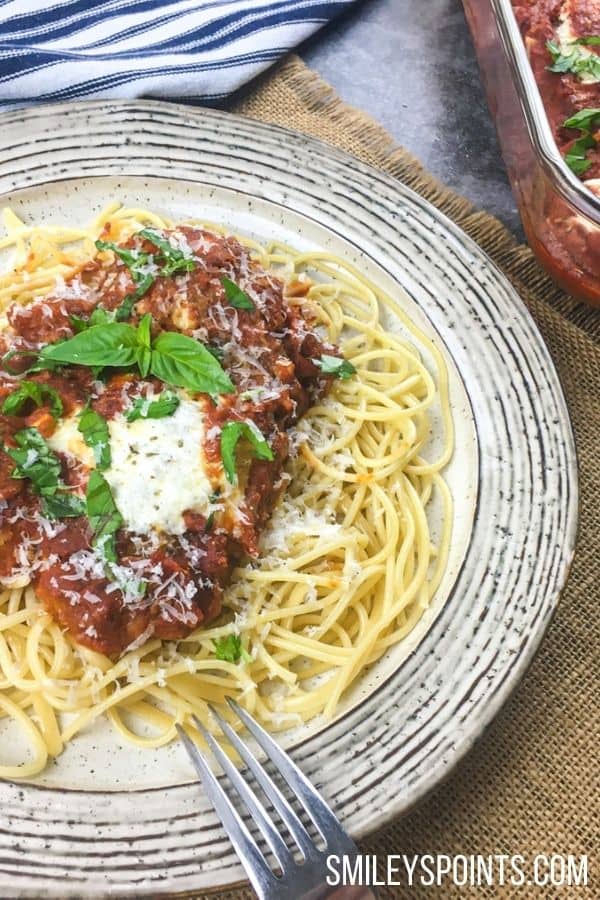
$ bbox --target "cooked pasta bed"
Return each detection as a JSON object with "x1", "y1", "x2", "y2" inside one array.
[{"x1": 0, "y1": 204, "x2": 453, "y2": 778}]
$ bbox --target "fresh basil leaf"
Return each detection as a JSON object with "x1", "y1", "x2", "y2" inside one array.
[
  {"x1": 105, "y1": 563, "x2": 147, "y2": 599},
  {"x1": 95, "y1": 239, "x2": 148, "y2": 274},
  {"x1": 563, "y1": 108, "x2": 600, "y2": 131},
  {"x1": 575, "y1": 36, "x2": 600, "y2": 46},
  {"x1": 78, "y1": 406, "x2": 111, "y2": 471},
  {"x1": 547, "y1": 42, "x2": 577, "y2": 73},
  {"x1": 561, "y1": 109, "x2": 600, "y2": 175},
  {"x1": 313, "y1": 354, "x2": 356, "y2": 380},
  {"x1": 137, "y1": 347, "x2": 152, "y2": 378},
  {"x1": 69, "y1": 314, "x2": 90, "y2": 333},
  {"x1": 42, "y1": 492, "x2": 85, "y2": 519},
  {"x1": 565, "y1": 136, "x2": 595, "y2": 174},
  {"x1": 95, "y1": 238, "x2": 157, "y2": 307},
  {"x1": 86, "y1": 469, "x2": 123, "y2": 564},
  {"x1": 150, "y1": 331, "x2": 235, "y2": 397},
  {"x1": 2, "y1": 381, "x2": 63, "y2": 419},
  {"x1": 2, "y1": 348, "x2": 62, "y2": 375},
  {"x1": 133, "y1": 270, "x2": 155, "y2": 295},
  {"x1": 39, "y1": 322, "x2": 140, "y2": 369},
  {"x1": 114, "y1": 294, "x2": 137, "y2": 322},
  {"x1": 69, "y1": 307, "x2": 115, "y2": 334},
  {"x1": 125, "y1": 391, "x2": 180, "y2": 423},
  {"x1": 91, "y1": 307, "x2": 115, "y2": 326},
  {"x1": 220, "y1": 420, "x2": 274, "y2": 484},
  {"x1": 137, "y1": 314, "x2": 152, "y2": 349},
  {"x1": 221, "y1": 276, "x2": 255, "y2": 311},
  {"x1": 138, "y1": 229, "x2": 179, "y2": 257},
  {"x1": 213, "y1": 634, "x2": 251, "y2": 664},
  {"x1": 4, "y1": 428, "x2": 86, "y2": 522},
  {"x1": 4, "y1": 427, "x2": 61, "y2": 496},
  {"x1": 139, "y1": 228, "x2": 195, "y2": 277},
  {"x1": 136, "y1": 314, "x2": 153, "y2": 376}
]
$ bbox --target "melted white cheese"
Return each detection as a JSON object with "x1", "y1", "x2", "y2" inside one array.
[
  {"x1": 49, "y1": 396, "x2": 218, "y2": 536},
  {"x1": 48, "y1": 416, "x2": 95, "y2": 468}
]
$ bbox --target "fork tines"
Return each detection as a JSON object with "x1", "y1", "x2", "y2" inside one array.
[{"x1": 176, "y1": 698, "x2": 359, "y2": 900}]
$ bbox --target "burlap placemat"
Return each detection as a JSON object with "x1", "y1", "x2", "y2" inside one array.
[{"x1": 201, "y1": 57, "x2": 599, "y2": 899}]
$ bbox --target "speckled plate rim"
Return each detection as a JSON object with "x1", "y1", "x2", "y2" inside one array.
[{"x1": 0, "y1": 100, "x2": 578, "y2": 898}]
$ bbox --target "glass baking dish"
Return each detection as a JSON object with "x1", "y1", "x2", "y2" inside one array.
[{"x1": 462, "y1": 0, "x2": 600, "y2": 306}]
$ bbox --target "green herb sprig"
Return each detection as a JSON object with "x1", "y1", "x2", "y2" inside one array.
[
  {"x1": 220, "y1": 420, "x2": 274, "y2": 484},
  {"x1": 221, "y1": 276, "x2": 255, "y2": 311},
  {"x1": 547, "y1": 38, "x2": 600, "y2": 80},
  {"x1": 3, "y1": 427, "x2": 85, "y2": 519},
  {"x1": 94, "y1": 228, "x2": 195, "y2": 323},
  {"x1": 85, "y1": 469, "x2": 123, "y2": 563},
  {"x1": 562, "y1": 108, "x2": 600, "y2": 175},
  {"x1": 2, "y1": 381, "x2": 63, "y2": 419},
  {"x1": 313, "y1": 354, "x2": 356, "y2": 380},
  {"x1": 214, "y1": 634, "x2": 251, "y2": 664},
  {"x1": 125, "y1": 391, "x2": 180, "y2": 423},
  {"x1": 78, "y1": 406, "x2": 111, "y2": 470}
]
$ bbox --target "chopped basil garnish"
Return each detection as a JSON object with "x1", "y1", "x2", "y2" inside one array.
[
  {"x1": 565, "y1": 135, "x2": 597, "y2": 175},
  {"x1": 125, "y1": 391, "x2": 180, "y2": 423},
  {"x1": 221, "y1": 276, "x2": 255, "y2": 311},
  {"x1": 3, "y1": 427, "x2": 84, "y2": 519},
  {"x1": 220, "y1": 420, "x2": 274, "y2": 484},
  {"x1": 139, "y1": 228, "x2": 196, "y2": 277},
  {"x1": 214, "y1": 634, "x2": 251, "y2": 664},
  {"x1": 5, "y1": 427, "x2": 61, "y2": 494},
  {"x1": 574, "y1": 36, "x2": 600, "y2": 46},
  {"x1": 42, "y1": 492, "x2": 86, "y2": 519},
  {"x1": 85, "y1": 469, "x2": 123, "y2": 563},
  {"x1": 547, "y1": 39, "x2": 600, "y2": 79},
  {"x1": 114, "y1": 293, "x2": 138, "y2": 322},
  {"x1": 69, "y1": 307, "x2": 115, "y2": 333},
  {"x1": 95, "y1": 240, "x2": 149, "y2": 274},
  {"x1": 2, "y1": 381, "x2": 63, "y2": 419},
  {"x1": 38, "y1": 316, "x2": 234, "y2": 397},
  {"x1": 563, "y1": 108, "x2": 600, "y2": 132},
  {"x1": 78, "y1": 406, "x2": 111, "y2": 471},
  {"x1": 313, "y1": 354, "x2": 356, "y2": 380},
  {"x1": 94, "y1": 230, "x2": 194, "y2": 323},
  {"x1": 562, "y1": 108, "x2": 600, "y2": 175}
]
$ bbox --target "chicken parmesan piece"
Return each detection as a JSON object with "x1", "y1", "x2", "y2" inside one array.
[
  {"x1": 0, "y1": 226, "x2": 346, "y2": 657},
  {"x1": 512, "y1": 0, "x2": 600, "y2": 179}
]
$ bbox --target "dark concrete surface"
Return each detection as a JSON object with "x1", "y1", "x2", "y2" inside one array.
[
  {"x1": 300, "y1": 0, "x2": 522, "y2": 236},
  {"x1": 224, "y1": 0, "x2": 521, "y2": 236}
]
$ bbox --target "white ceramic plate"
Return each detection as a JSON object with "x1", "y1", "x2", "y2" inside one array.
[{"x1": 0, "y1": 101, "x2": 577, "y2": 898}]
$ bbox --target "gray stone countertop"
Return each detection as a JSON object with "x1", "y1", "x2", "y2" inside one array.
[
  {"x1": 301, "y1": 0, "x2": 522, "y2": 237},
  {"x1": 299, "y1": 0, "x2": 523, "y2": 239}
]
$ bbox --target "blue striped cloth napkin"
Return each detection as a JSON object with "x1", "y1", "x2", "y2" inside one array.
[{"x1": 0, "y1": 0, "x2": 354, "y2": 108}]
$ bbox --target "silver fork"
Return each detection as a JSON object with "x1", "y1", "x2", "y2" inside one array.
[{"x1": 176, "y1": 698, "x2": 377, "y2": 900}]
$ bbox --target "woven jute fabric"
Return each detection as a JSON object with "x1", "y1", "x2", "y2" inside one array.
[{"x1": 196, "y1": 57, "x2": 599, "y2": 899}]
